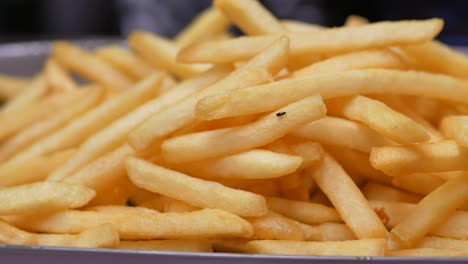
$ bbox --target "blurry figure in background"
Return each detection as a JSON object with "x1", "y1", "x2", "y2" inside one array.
[{"x1": 0, "y1": 0, "x2": 468, "y2": 45}]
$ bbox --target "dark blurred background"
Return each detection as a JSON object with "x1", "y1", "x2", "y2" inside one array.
[{"x1": 0, "y1": 0, "x2": 467, "y2": 45}]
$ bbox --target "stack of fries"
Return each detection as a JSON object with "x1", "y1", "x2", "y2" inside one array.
[{"x1": 1, "y1": 0, "x2": 468, "y2": 257}]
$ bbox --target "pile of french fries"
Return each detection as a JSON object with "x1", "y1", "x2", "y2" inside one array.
[{"x1": 1, "y1": 0, "x2": 468, "y2": 258}]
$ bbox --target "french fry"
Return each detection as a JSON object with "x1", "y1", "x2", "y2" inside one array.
[
  {"x1": 118, "y1": 239, "x2": 213, "y2": 252},
  {"x1": 10, "y1": 209, "x2": 253, "y2": 239},
  {"x1": 311, "y1": 153, "x2": 388, "y2": 239},
  {"x1": 391, "y1": 173, "x2": 445, "y2": 196},
  {"x1": 0, "y1": 182, "x2": 95, "y2": 216},
  {"x1": 362, "y1": 182, "x2": 422, "y2": 203},
  {"x1": 126, "y1": 157, "x2": 267, "y2": 217},
  {"x1": 86, "y1": 205, "x2": 158, "y2": 214},
  {"x1": 0, "y1": 74, "x2": 30, "y2": 100},
  {"x1": 327, "y1": 96, "x2": 430, "y2": 144},
  {"x1": 129, "y1": 36, "x2": 289, "y2": 151},
  {"x1": 265, "y1": 197, "x2": 341, "y2": 225},
  {"x1": 162, "y1": 95, "x2": 326, "y2": 163},
  {"x1": 292, "y1": 117, "x2": 394, "y2": 153},
  {"x1": 281, "y1": 20, "x2": 323, "y2": 32},
  {"x1": 175, "y1": 149, "x2": 303, "y2": 179},
  {"x1": 0, "y1": 87, "x2": 102, "y2": 162},
  {"x1": 95, "y1": 45, "x2": 156, "y2": 80},
  {"x1": 416, "y1": 236, "x2": 468, "y2": 251},
  {"x1": 289, "y1": 141, "x2": 323, "y2": 169},
  {"x1": 195, "y1": 69, "x2": 468, "y2": 119},
  {"x1": 129, "y1": 31, "x2": 209, "y2": 80},
  {"x1": 370, "y1": 140, "x2": 468, "y2": 176},
  {"x1": 163, "y1": 198, "x2": 199, "y2": 213},
  {"x1": 178, "y1": 19, "x2": 443, "y2": 63},
  {"x1": 175, "y1": 7, "x2": 230, "y2": 47},
  {"x1": 245, "y1": 239, "x2": 387, "y2": 256},
  {"x1": 389, "y1": 248, "x2": 468, "y2": 257},
  {"x1": 246, "y1": 211, "x2": 305, "y2": 240},
  {"x1": 52, "y1": 41, "x2": 132, "y2": 90},
  {"x1": 440, "y1": 115, "x2": 468, "y2": 147},
  {"x1": 214, "y1": 0, "x2": 284, "y2": 35},
  {"x1": 389, "y1": 175, "x2": 468, "y2": 249},
  {"x1": 37, "y1": 224, "x2": 119, "y2": 248},
  {"x1": 0, "y1": 220, "x2": 37, "y2": 245},
  {"x1": 11, "y1": 74, "x2": 163, "y2": 164},
  {"x1": 344, "y1": 15, "x2": 369, "y2": 27},
  {"x1": 0, "y1": 149, "x2": 74, "y2": 187},
  {"x1": 138, "y1": 196, "x2": 167, "y2": 212},
  {"x1": 1, "y1": 75, "x2": 47, "y2": 113},
  {"x1": 44, "y1": 59, "x2": 77, "y2": 92},
  {"x1": 314, "y1": 223, "x2": 357, "y2": 242},
  {"x1": 294, "y1": 50, "x2": 406, "y2": 77}
]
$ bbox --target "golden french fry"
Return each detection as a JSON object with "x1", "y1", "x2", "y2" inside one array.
[
  {"x1": 389, "y1": 248, "x2": 468, "y2": 257},
  {"x1": 440, "y1": 115, "x2": 468, "y2": 147},
  {"x1": 214, "y1": 0, "x2": 284, "y2": 35},
  {"x1": 12, "y1": 74, "x2": 162, "y2": 165},
  {"x1": 327, "y1": 95, "x2": 430, "y2": 144},
  {"x1": 362, "y1": 182, "x2": 422, "y2": 203},
  {"x1": 126, "y1": 157, "x2": 267, "y2": 217},
  {"x1": 178, "y1": 19, "x2": 443, "y2": 63},
  {"x1": 118, "y1": 239, "x2": 213, "y2": 252},
  {"x1": 0, "y1": 182, "x2": 95, "y2": 215},
  {"x1": 344, "y1": 15, "x2": 369, "y2": 26},
  {"x1": 389, "y1": 175, "x2": 468, "y2": 249},
  {"x1": 128, "y1": 36, "x2": 289, "y2": 151},
  {"x1": 0, "y1": 87, "x2": 102, "y2": 162},
  {"x1": 292, "y1": 117, "x2": 394, "y2": 153},
  {"x1": 0, "y1": 220, "x2": 36, "y2": 245},
  {"x1": 311, "y1": 153, "x2": 388, "y2": 239},
  {"x1": 10, "y1": 209, "x2": 253, "y2": 239},
  {"x1": 175, "y1": 7, "x2": 230, "y2": 47},
  {"x1": 129, "y1": 31, "x2": 209, "y2": 79},
  {"x1": 265, "y1": 197, "x2": 341, "y2": 225},
  {"x1": 294, "y1": 50, "x2": 406, "y2": 77},
  {"x1": 245, "y1": 239, "x2": 387, "y2": 256},
  {"x1": 44, "y1": 59, "x2": 77, "y2": 92},
  {"x1": 52, "y1": 41, "x2": 132, "y2": 90},
  {"x1": 1, "y1": 75, "x2": 47, "y2": 113},
  {"x1": 195, "y1": 69, "x2": 468, "y2": 119},
  {"x1": 163, "y1": 198, "x2": 199, "y2": 213},
  {"x1": 0, "y1": 74, "x2": 30, "y2": 100},
  {"x1": 0, "y1": 149, "x2": 74, "y2": 187},
  {"x1": 37, "y1": 224, "x2": 119, "y2": 248},
  {"x1": 162, "y1": 95, "x2": 326, "y2": 163},
  {"x1": 416, "y1": 236, "x2": 468, "y2": 251},
  {"x1": 391, "y1": 173, "x2": 445, "y2": 196},
  {"x1": 246, "y1": 211, "x2": 305, "y2": 240},
  {"x1": 314, "y1": 223, "x2": 357, "y2": 242},
  {"x1": 370, "y1": 140, "x2": 468, "y2": 176},
  {"x1": 96, "y1": 45, "x2": 156, "y2": 80}
]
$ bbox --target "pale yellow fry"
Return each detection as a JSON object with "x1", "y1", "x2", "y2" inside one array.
[
  {"x1": 52, "y1": 41, "x2": 132, "y2": 90},
  {"x1": 401, "y1": 41, "x2": 468, "y2": 79},
  {"x1": 129, "y1": 36, "x2": 289, "y2": 151},
  {"x1": 176, "y1": 149, "x2": 303, "y2": 179},
  {"x1": 312, "y1": 153, "x2": 388, "y2": 239},
  {"x1": 370, "y1": 140, "x2": 468, "y2": 176},
  {"x1": 314, "y1": 223, "x2": 357, "y2": 242},
  {"x1": 45, "y1": 59, "x2": 78, "y2": 92},
  {"x1": 0, "y1": 149, "x2": 74, "y2": 187},
  {"x1": 11, "y1": 74, "x2": 162, "y2": 165},
  {"x1": 214, "y1": 0, "x2": 284, "y2": 35},
  {"x1": 344, "y1": 15, "x2": 369, "y2": 26},
  {"x1": 118, "y1": 240, "x2": 212, "y2": 252},
  {"x1": 0, "y1": 74, "x2": 30, "y2": 100},
  {"x1": 175, "y1": 7, "x2": 230, "y2": 47},
  {"x1": 327, "y1": 95, "x2": 430, "y2": 144},
  {"x1": 246, "y1": 211, "x2": 305, "y2": 241},
  {"x1": 440, "y1": 115, "x2": 468, "y2": 147},
  {"x1": 129, "y1": 31, "x2": 209, "y2": 80},
  {"x1": 1, "y1": 75, "x2": 47, "y2": 113},
  {"x1": 163, "y1": 198, "x2": 199, "y2": 213},
  {"x1": 265, "y1": 197, "x2": 341, "y2": 225},
  {"x1": 164, "y1": 95, "x2": 325, "y2": 163},
  {"x1": 10, "y1": 209, "x2": 253, "y2": 239},
  {"x1": 178, "y1": 19, "x2": 443, "y2": 63},
  {"x1": 245, "y1": 239, "x2": 387, "y2": 256},
  {"x1": 294, "y1": 50, "x2": 406, "y2": 77},
  {"x1": 289, "y1": 141, "x2": 323, "y2": 169},
  {"x1": 195, "y1": 69, "x2": 468, "y2": 119},
  {"x1": 126, "y1": 157, "x2": 267, "y2": 217},
  {"x1": 281, "y1": 20, "x2": 323, "y2": 32},
  {"x1": 292, "y1": 117, "x2": 394, "y2": 153},
  {"x1": 37, "y1": 224, "x2": 119, "y2": 248},
  {"x1": 0, "y1": 87, "x2": 102, "y2": 162},
  {"x1": 48, "y1": 68, "x2": 227, "y2": 181},
  {"x1": 391, "y1": 173, "x2": 445, "y2": 196},
  {"x1": 362, "y1": 182, "x2": 422, "y2": 203},
  {"x1": 416, "y1": 236, "x2": 468, "y2": 251},
  {"x1": 389, "y1": 248, "x2": 468, "y2": 257},
  {"x1": 0, "y1": 182, "x2": 95, "y2": 215},
  {"x1": 0, "y1": 220, "x2": 36, "y2": 245},
  {"x1": 96, "y1": 45, "x2": 156, "y2": 80},
  {"x1": 325, "y1": 145, "x2": 392, "y2": 184},
  {"x1": 389, "y1": 175, "x2": 468, "y2": 249}
]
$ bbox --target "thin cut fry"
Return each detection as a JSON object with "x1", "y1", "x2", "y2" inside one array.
[
  {"x1": 389, "y1": 248, "x2": 468, "y2": 257},
  {"x1": 246, "y1": 211, "x2": 305, "y2": 240},
  {"x1": 391, "y1": 173, "x2": 445, "y2": 196},
  {"x1": 0, "y1": 220, "x2": 36, "y2": 245},
  {"x1": 118, "y1": 239, "x2": 212, "y2": 252},
  {"x1": 0, "y1": 74, "x2": 30, "y2": 100},
  {"x1": 440, "y1": 115, "x2": 468, "y2": 147},
  {"x1": 1, "y1": 75, "x2": 47, "y2": 113},
  {"x1": 314, "y1": 223, "x2": 357, "y2": 242},
  {"x1": 416, "y1": 236, "x2": 468, "y2": 251},
  {"x1": 44, "y1": 59, "x2": 77, "y2": 92},
  {"x1": 37, "y1": 224, "x2": 119, "y2": 248},
  {"x1": 362, "y1": 182, "x2": 422, "y2": 203}
]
